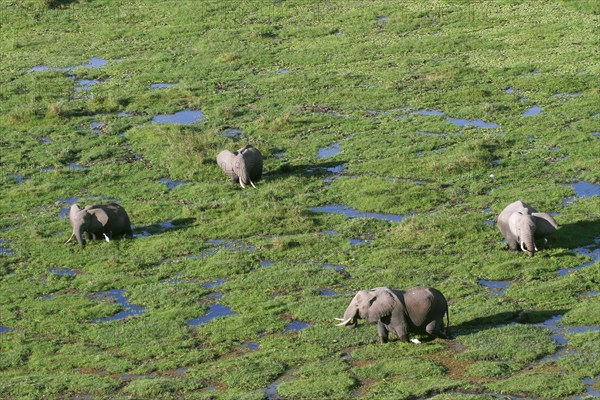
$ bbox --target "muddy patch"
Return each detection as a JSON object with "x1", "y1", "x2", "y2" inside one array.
[
  {"x1": 152, "y1": 110, "x2": 205, "y2": 124},
  {"x1": 92, "y1": 289, "x2": 146, "y2": 323},
  {"x1": 311, "y1": 204, "x2": 407, "y2": 223}
]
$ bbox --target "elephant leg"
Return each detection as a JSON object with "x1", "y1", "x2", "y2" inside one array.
[
  {"x1": 507, "y1": 238, "x2": 519, "y2": 251},
  {"x1": 425, "y1": 320, "x2": 447, "y2": 339},
  {"x1": 377, "y1": 321, "x2": 389, "y2": 344}
]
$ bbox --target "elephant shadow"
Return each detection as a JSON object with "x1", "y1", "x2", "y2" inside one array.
[
  {"x1": 448, "y1": 309, "x2": 570, "y2": 338},
  {"x1": 551, "y1": 218, "x2": 600, "y2": 250},
  {"x1": 267, "y1": 160, "x2": 349, "y2": 181},
  {"x1": 132, "y1": 217, "x2": 196, "y2": 237}
]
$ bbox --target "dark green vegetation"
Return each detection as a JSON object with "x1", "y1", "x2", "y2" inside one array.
[{"x1": 1, "y1": 0, "x2": 599, "y2": 398}]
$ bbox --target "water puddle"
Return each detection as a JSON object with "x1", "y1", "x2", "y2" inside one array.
[
  {"x1": 571, "y1": 181, "x2": 600, "y2": 198},
  {"x1": 152, "y1": 110, "x2": 205, "y2": 124},
  {"x1": 285, "y1": 320, "x2": 311, "y2": 331},
  {"x1": 318, "y1": 143, "x2": 340, "y2": 158},
  {"x1": 557, "y1": 236, "x2": 600, "y2": 276},
  {"x1": 349, "y1": 238, "x2": 371, "y2": 245},
  {"x1": 203, "y1": 278, "x2": 224, "y2": 289},
  {"x1": 68, "y1": 162, "x2": 88, "y2": 170},
  {"x1": 159, "y1": 178, "x2": 187, "y2": 189},
  {"x1": 277, "y1": 68, "x2": 290, "y2": 74},
  {"x1": 29, "y1": 57, "x2": 110, "y2": 72},
  {"x1": 523, "y1": 106, "x2": 542, "y2": 116},
  {"x1": 576, "y1": 377, "x2": 600, "y2": 399},
  {"x1": 553, "y1": 93, "x2": 582, "y2": 99},
  {"x1": 261, "y1": 261, "x2": 275, "y2": 267},
  {"x1": 0, "y1": 326, "x2": 13, "y2": 333},
  {"x1": 48, "y1": 268, "x2": 76, "y2": 276},
  {"x1": 320, "y1": 289, "x2": 338, "y2": 296},
  {"x1": 187, "y1": 304, "x2": 235, "y2": 326},
  {"x1": 222, "y1": 128, "x2": 242, "y2": 140},
  {"x1": 90, "y1": 121, "x2": 105, "y2": 134},
  {"x1": 505, "y1": 87, "x2": 514, "y2": 93},
  {"x1": 92, "y1": 289, "x2": 146, "y2": 323},
  {"x1": 400, "y1": 108, "x2": 499, "y2": 129},
  {"x1": 415, "y1": 130, "x2": 445, "y2": 136},
  {"x1": 40, "y1": 137, "x2": 52, "y2": 143},
  {"x1": 478, "y1": 280, "x2": 510, "y2": 296},
  {"x1": 242, "y1": 342, "x2": 259, "y2": 350},
  {"x1": 377, "y1": 16, "x2": 388, "y2": 23},
  {"x1": 6, "y1": 174, "x2": 25, "y2": 184},
  {"x1": 536, "y1": 314, "x2": 600, "y2": 365},
  {"x1": 0, "y1": 244, "x2": 15, "y2": 255},
  {"x1": 311, "y1": 204, "x2": 407, "y2": 223},
  {"x1": 150, "y1": 83, "x2": 175, "y2": 90},
  {"x1": 75, "y1": 79, "x2": 101, "y2": 92},
  {"x1": 446, "y1": 117, "x2": 499, "y2": 129}
]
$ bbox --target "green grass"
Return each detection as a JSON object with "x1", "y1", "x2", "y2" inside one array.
[{"x1": 0, "y1": 0, "x2": 599, "y2": 398}]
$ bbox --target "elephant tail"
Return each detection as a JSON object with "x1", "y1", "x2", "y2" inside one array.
[{"x1": 445, "y1": 305, "x2": 451, "y2": 338}]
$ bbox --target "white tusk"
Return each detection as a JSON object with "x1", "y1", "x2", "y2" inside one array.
[
  {"x1": 250, "y1": 179, "x2": 257, "y2": 188},
  {"x1": 239, "y1": 180, "x2": 246, "y2": 189},
  {"x1": 410, "y1": 338, "x2": 421, "y2": 344},
  {"x1": 334, "y1": 318, "x2": 345, "y2": 321},
  {"x1": 336, "y1": 317, "x2": 353, "y2": 326},
  {"x1": 520, "y1": 241, "x2": 527, "y2": 252},
  {"x1": 103, "y1": 233, "x2": 110, "y2": 243},
  {"x1": 64, "y1": 233, "x2": 75, "y2": 245},
  {"x1": 534, "y1": 243, "x2": 538, "y2": 251}
]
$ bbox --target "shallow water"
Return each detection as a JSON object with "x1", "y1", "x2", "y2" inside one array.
[
  {"x1": 576, "y1": 377, "x2": 600, "y2": 399},
  {"x1": 242, "y1": 342, "x2": 259, "y2": 350},
  {"x1": 48, "y1": 268, "x2": 76, "y2": 276},
  {"x1": 553, "y1": 93, "x2": 582, "y2": 98},
  {"x1": 0, "y1": 246, "x2": 15, "y2": 255},
  {"x1": 320, "y1": 289, "x2": 338, "y2": 296},
  {"x1": 6, "y1": 174, "x2": 24, "y2": 184},
  {"x1": 92, "y1": 289, "x2": 146, "y2": 323},
  {"x1": 311, "y1": 204, "x2": 407, "y2": 223},
  {"x1": 505, "y1": 87, "x2": 514, "y2": 93},
  {"x1": 159, "y1": 178, "x2": 187, "y2": 189},
  {"x1": 0, "y1": 326, "x2": 13, "y2": 333},
  {"x1": 318, "y1": 143, "x2": 340, "y2": 158},
  {"x1": 523, "y1": 106, "x2": 542, "y2": 116},
  {"x1": 349, "y1": 238, "x2": 371, "y2": 245},
  {"x1": 317, "y1": 263, "x2": 345, "y2": 272},
  {"x1": 557, "y1": 235, "x2": 600, "y2": 276},
  {"x1": 261, "y1": 261, "x2": 275, "y2": 267},
  {"x1": 152, "y1": 110, "x2": 205, "y2": 124},
  {"x1": 68, "y1": 162, "x2": 88, "y2": 170},
  {"x1": 277, "y1": 68, "x2": 290, "y2": 74},
  {"x1": 150, "y1": 83, "x2": 175, "y2": 90},
  {"x1": 285, "y1": 320, "x2": 311, "y2": 331},
  {"x1": 222, "y1": 128, "x2": 242, "y2": 140},
  {"x1": 478, "y1": 280, "x2": 510, "y2": 296},
  {"x1": 203, "y1": 278, "x2": 224, "y2": 289},
  {"x1": 90, "y1": 121, "x2": 105, "y2": 133},
  {"x1": 75, "y1": 79, "x2": 100, "y2": 92},
  {"x1": 40, "y1": 137, "x2": 52, "y2": 143},
  {"x1": 187, "y1": 304, "x2": 234, "y2": 326},
  {"x1": 571, "y1": 181, "x2": 600, "y2": 198},
  {"x1": 446, "y1": 117, "x2": 499, "y2": 129}
]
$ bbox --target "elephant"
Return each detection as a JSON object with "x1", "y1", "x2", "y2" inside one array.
[
  {"x1": 497, "y1": 200, "x2": 558, "y2": 257},
  {"x1": 216, "y1": 145, "x2": 263, "y2": 188},
  {"x1": 335, "y1": 286, "x2": 450, "y2": 344},
  {"x1": 65, "y1": 203, "x2": 132, "y2": 246}
]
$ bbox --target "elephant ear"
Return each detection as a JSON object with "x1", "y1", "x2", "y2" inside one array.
[
  {"x1": 366, "y1": 287, "x2": 399, "y2": 324},
  {"x1": 532, "y1": 212, "x2": 558, "y2": 235}
]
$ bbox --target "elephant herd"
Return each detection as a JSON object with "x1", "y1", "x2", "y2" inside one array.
[{"x1": 64, "y1": 146, "x2": 560, "y2": 345}]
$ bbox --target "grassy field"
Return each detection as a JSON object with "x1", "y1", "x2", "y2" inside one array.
[{"x1": 0, "y1": 0, "x2": 599, "y2": 399}]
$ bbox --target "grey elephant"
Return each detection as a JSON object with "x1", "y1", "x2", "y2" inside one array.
[
  {"x1": 65, "y1": 203, "x2": 132, "y2": 246},
  {"x1": 497, "y1": 200, "x2": 558, "y2": 257},
  {"x1": 336, "y1": 286, "x2": 450, "y2": 344},
  {"x1": 216, "y1": 145, "x2": 263, "y2": 188}
]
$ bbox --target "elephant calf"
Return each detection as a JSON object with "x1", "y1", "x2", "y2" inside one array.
[
  {"x1": 336, "y1": 286, "x2": 450, "y2": 344},
  {"x1": 65, "y1": 203, "x2": 132, "y2": 246},
  {"x1": 497, "y1": 200, "x2": 558, "y2": 256},
  {"x1": 216, "y1": 145, "x2": 263, "y2": 188}
]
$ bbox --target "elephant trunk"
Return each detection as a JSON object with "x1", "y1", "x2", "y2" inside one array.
[
  {"x1": 336, "y1": 303, "x2": 359, "y2": 328},
  {"x1": 75, "y1": 229, "x2": 86, "y2": 246},
  {"x1": 521, "y1": 230, "x2": 535, "y2": 257}
]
